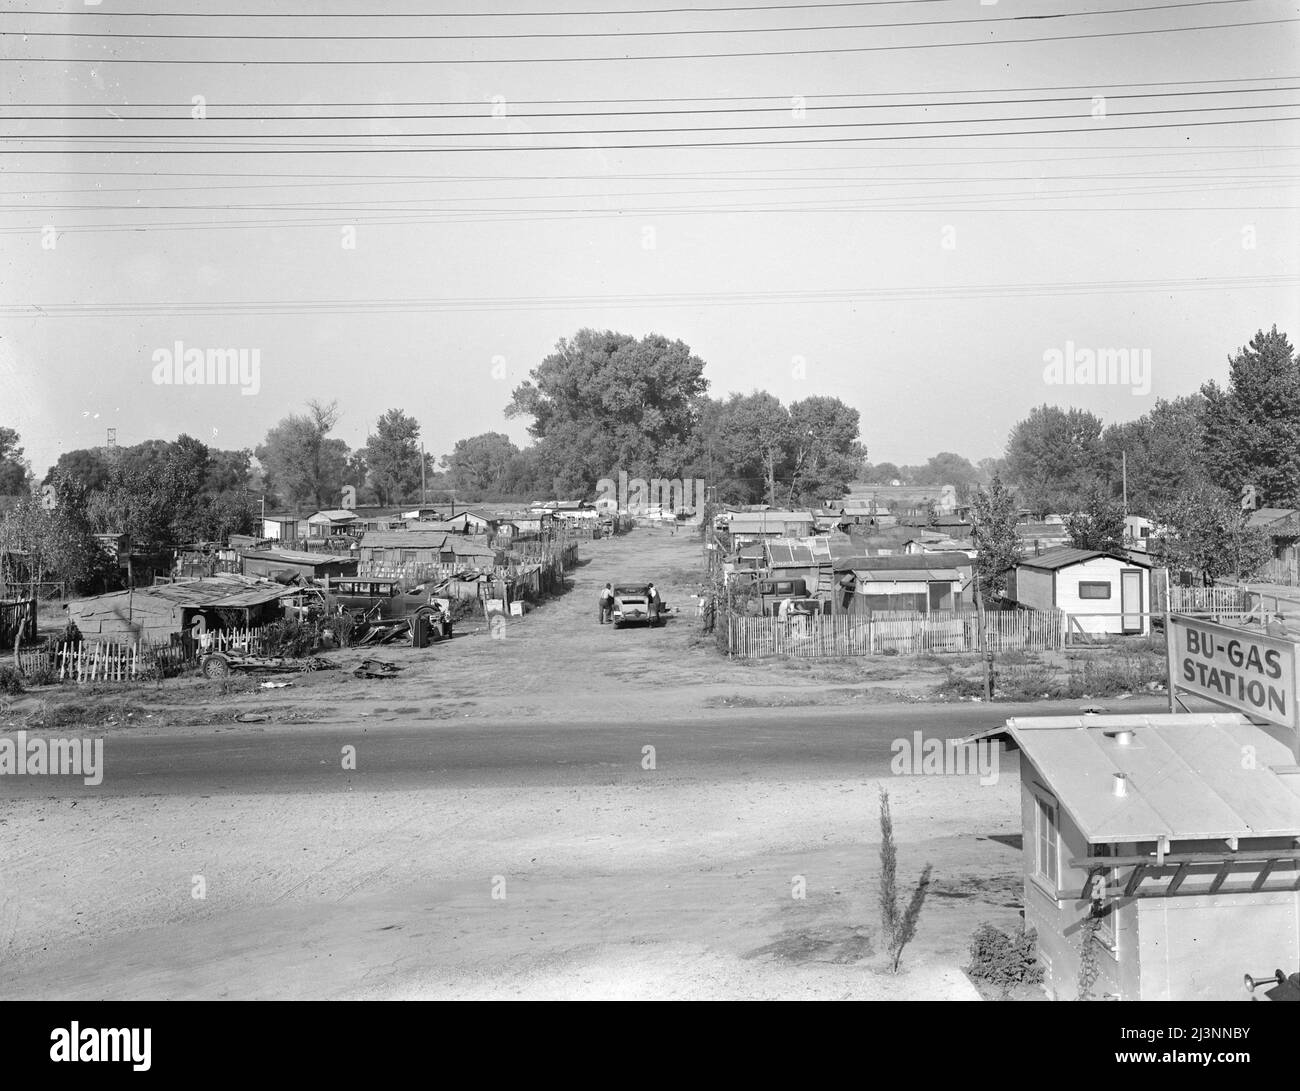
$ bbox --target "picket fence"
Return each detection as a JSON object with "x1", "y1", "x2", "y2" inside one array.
[
  {"x1": 9, "y1": 626, "x2": 272, "y2": 683},
  {"x1": 727, "y1": 608, "x2": 1065, "y2": 659},
  {"x1": 1166, "y1": 585, "x2": 1247, "y2": 618}
]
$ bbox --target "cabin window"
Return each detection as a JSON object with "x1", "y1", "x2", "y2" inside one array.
[
  {"x1": 402, "y1": 551, "x2": 417, "y2": 563},
  {"x1": 1078, "y1": 581, "x2": 1112, "y2": 600},
  {"x1": 1035, "y1": 795, "x2": 1059, "y2": 889}
]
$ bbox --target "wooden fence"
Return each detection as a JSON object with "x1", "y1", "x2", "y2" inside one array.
[
  {"x1": 10, "y1": 625, "x2": 273, "y2": 683},
  {"x1": 0, "y1": 597, "x2": 36, "y2": 650},
  {"x1": 1260, "y1": 557, "x2": 1300, "y2": 586},
  {"x1": 727, "y1": 608, "x2": 1064, "y2": 659}
]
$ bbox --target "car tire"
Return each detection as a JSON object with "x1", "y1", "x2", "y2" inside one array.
[{"x1": 202, "y1": 653, "x2": 231, "y2": 679}]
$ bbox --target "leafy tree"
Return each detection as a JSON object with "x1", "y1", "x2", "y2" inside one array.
[
  {"x1": 256, "y1": 400, "x2": 351, "y2": 510},
  {"x1": 0, "y1": 471, "x2": 114, "y2": 594},
  {"x1": 363, "y1": 409, "x2": 423, "y2": 506},
  {"x1": 911, "y1": 452, "x2": 980, "y2": 504},
  {"x1": 784, "y1": 396, "x2": 867, "y2": 505},
  {"x1": 1201, "y1": 325, "x2": 1300, "y2": 507},
  {"x1": 506, "y1": 329, "x2": 709, "y2": 495},
  {"x1": 706, "y1": 391, "x2": 791, "y2": 505},
  {"x1": 43, "y1": 447, "x2": 112, "y2": 492},
  {"x1": 1004, "y1": 405, "x2": 1104, "y2": 515},
  {"x1": 441, "y1": 431, "x2": 523, "y2": 497},
  {"x1": 1152, "y1": 485, "x2": 1273, "y2": 583},
  {"x1": 0, "y1": 427, "x2": 29, "y2": 495},
  {"x1": 1098, "y1": 395, "x2": 1207, "y2": 513},
  {"x1": 866, "y1": 461, "x2": 904, "y2": 484},
  {"x1": 1065, "y1": 486, "x2": 1125, "y2": 552},
  {"x1": 971, "y1": 474, "x2": 1021, "y2": 603},
  {"x1": 976, "y1": 456, "x2": 1006, "y2": 486}
]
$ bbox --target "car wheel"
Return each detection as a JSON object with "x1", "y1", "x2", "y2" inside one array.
[{"x1": 202, "y1": 653, "x2": 231, "y2": 679}]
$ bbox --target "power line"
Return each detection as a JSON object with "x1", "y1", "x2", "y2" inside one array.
[
  {"x1": 1, "y1": 2, "x2": 1265, "y2": 40},
  {"x1": 10, "y1": 85, "x2": 1300, "y2": 121},
  {"x1": 2, "y1": 0, "x2": 963, "y2": 17},
  {"x1": 9, "y1": 15, "x2": 1299, "y2": 63},
  {"x1": 6, "y1": 112, "x2": 1298, "y2": 152},
  {"x1": 8, "y1": 74, "x2": 1297, "y2": 108},
  {"x1": 6, "y1": 275, "x2": 1297, "y2": 318},
  {"x1": 13, "y1": 100, "x2": 1296, "y2": 141}
]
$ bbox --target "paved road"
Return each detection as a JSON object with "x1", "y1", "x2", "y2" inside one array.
[{"x1": 0, "y1": 698, "x2": 1171, "y2": 799}]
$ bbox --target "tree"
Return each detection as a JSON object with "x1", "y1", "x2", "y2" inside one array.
[
  {"x1": 1004, "y1": 405, "x2": 1104, "y2": 515},
  {"x1": 363, "y1": 409, "x2": 423, "y2": 506},
  {"x1": 707, "y1": 391, "x2": 791, "y2": 505},
  {"x1": 255, "y1": 400, "x2": 351, "y2": 510},
  {"x1": 971, "y1": 474, "x2": 1021, "y2": 603},
  {"x1": 1152, "y1": 485, "x2": 1273, "y2": 584},
  {"x1": 1201, "y1": 325, "x2": 1300, "y2": 508},
  {"x1": 0, "y1": 427, "x2": 29, "y2": 495},
  {"x1": 43, "y1": 447, "x2": 112, "y2": 493},
  {"x1": 441, "y1": 432, "x2": 523, "y2": 497},
  {"x1": 1065, "y1": 486, "x2": 1125, "y2": 552},
  {"x1": 0, "y1": 471, "x2": 114, "y2": 594},
  {"x1": 1098, "y1": 395, "x2": 1207, "y2": 513},
  {"x1": 911, "y1": 452, "x2": 980, "y2": 504},
  {"x1": 867, "y1": 461, "x2": 903, "y2": 484},
  {"x1": 784, "y1": 396, "x2": 867, "y2": 506},
  {"x1": 506, "y1": 329, "x2": 709, "y2": 495}
]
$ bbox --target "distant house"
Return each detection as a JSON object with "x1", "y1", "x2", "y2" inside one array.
[
  {"x1": 764, "y1": 537, "x2": 834, "y2": 594},
  {"x1": 834, "y1": 551, "x2": 974, "y2": 613},
  {"x1": 1015, "y1": 520, "x2": 1072, "y2": 555},
  {"x1": 724, "y1": 510, "x2": 816, "y2": 545},
  {"x1": 1248, "y1": 508, "x2": 1300, "y2": 579},
  {"x1": 240, "y1": 549, "x2": 357, "y2": 583},
  {"x1": 970, "y1": 712, "x2": 1300, "y2": 1000},
  {"x1": 358, "y1": 530, "x2": 497, "y2": 569},
  {"x1": 261, "y1": 514, "x2": 303, "y2": 541},
  {"x1": 1007, "y1": 548, "x2": 1154, "y2": 635},
  {"x1": 1123, "y1": 514, "x2": 1154, "y2": 552},
  {"x1": 306, "y1": 509, "x2": 361, "y2": 538},
  {"x1": 67, "y1": 577, "x2": 294, "y2": 643}
]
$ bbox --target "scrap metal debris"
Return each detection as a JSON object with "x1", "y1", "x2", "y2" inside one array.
[{"x1": 353, "y1": 658, "x2": 402, "y2": 679}]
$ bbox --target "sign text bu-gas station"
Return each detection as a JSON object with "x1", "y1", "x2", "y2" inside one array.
[{"x1": 1168, "y1": 615, "x2": 1299, "y2": 729}]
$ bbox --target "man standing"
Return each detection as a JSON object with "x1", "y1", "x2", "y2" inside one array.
[
  {"x1": 647, "y1": 582, "x2": 661, "y2": 625},
  {"x1": 599, "y1": 583, "x2": 614, "y2": 624}
]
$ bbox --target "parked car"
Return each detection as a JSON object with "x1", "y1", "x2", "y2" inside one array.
[
  {"x1": 324, "y1": 577, "x2": 452, "y2": 638},
  {"x1": 610, "y1": 583, "x2": 667, "y2": 629}
]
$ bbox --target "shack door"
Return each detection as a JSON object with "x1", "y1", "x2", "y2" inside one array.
[{"x1": 1120, "y1": 569, "x2": 1143, "y2": 634}]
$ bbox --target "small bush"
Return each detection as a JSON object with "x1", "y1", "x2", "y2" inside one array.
[
  {"x1": 0, "y1": 666, "x2": 23, "y2": 695},
  {"x1": 259, "y1": 619, "x2": 319, "y2": 658},
  {"x1": 26, "y1": 662, "x2": 58, "y2": 687},
  {"x1": 996, "y1": 664, "x2": 1064, "y2": 701},
  {"x1": 966, "y1": 923, "x2": 1044, "y2": 995}
]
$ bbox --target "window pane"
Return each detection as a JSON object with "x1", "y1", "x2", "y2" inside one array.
[{"x1": 1079, "y1": 582, "x2": 1111, "y2": 599}]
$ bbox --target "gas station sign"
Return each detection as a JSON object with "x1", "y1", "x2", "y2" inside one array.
[{"x1": 1167, "y1": 615, "x2": 1299, "y2": 730}]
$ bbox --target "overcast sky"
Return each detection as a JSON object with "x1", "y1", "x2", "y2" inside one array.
[{"x1": 2, "y1": 0, "x2": 1298, "y2": 480}]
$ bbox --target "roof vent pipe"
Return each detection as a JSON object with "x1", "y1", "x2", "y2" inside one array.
[
  {"x1": 1113, "y1": 773, "x2": 1128, "y2": 797},
  {"x1": 1115, "y1": 730, "x2": 1134, "y2": 746}
]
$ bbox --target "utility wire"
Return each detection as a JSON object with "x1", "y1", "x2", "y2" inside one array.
[
  {"x1": 5, "y1": 112, "x2": 1297, "y2": 152},
  {"x1": 0, "y1": 2, "x2": 1267, "y2": 40},
  {"x1": 9, "y1": 16, "x2": 1299, "y2": 63},
  {"x1": 9, "y1": 85, "x2": 1300, "y2": 121},
  {"x1": 9, "y1": 74, "x2": 1297, "y2": 108}
]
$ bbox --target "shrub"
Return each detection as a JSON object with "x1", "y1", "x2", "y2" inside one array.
[
  {"x1": 0, "y1": 665, "x2": 24, "y2": 695},
  {"x1": 965, "y1": 923, "x2": 1044, "y2": 995},
  {"x1": 878, "y1": 788, "x2": 932, "y2": 973},
  {"x1": 26, "y1": 662, "x2": 58, "y2": 687},
  {"x1": 259, "y1": 619, "x2": 318, "y2": 658},
  {"x1": 996, "y1": 664, "x2": 1064, "y2": 701}
]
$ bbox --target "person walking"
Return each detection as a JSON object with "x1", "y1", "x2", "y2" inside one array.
[{"x1": 599, "y1": 583, "x2": 614, "y2": 624}]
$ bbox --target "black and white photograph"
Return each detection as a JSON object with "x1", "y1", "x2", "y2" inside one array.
[{"x1": 1, "y1": 0, "x2": 1298, "y2": 1047}]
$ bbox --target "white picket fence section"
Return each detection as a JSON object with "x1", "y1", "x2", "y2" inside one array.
[{"x1": 56, "y1": 641, "x2": 143, "y2": 682}]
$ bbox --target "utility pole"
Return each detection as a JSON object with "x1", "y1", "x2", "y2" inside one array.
[
  {"x1": 420, "y1": 442, "x2": 427, "y2": 507},
  {"x1": 1121, "y1": 450, "x2": 1128, "y2": 519}
]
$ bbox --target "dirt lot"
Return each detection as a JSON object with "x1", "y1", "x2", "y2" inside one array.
[{"x1": 2, "y1": 527, "x2": 1137, "y2": 999}]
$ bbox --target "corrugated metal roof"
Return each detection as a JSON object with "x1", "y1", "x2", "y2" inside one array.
[
  {"x1": 243, "y1": 549, "x2": 350, "y2": 567},
  {"x1": 76, "y1": 577, "x2": 293, "y2": 611},
  {"x1": 362, "y1": 531, "x2": 447, "y2": 549},
  {"x1": 968, "y1": 714, "x2": 1300, "y2": 842},
  {"x1": 727, "y1": 511, "x2": 815, "y2": 530},
  {"x1": 308, "y1": 509, "x2": 359, "y2": 522},
  {"x1": 856, "y1": 568, "x2": 960, "y2": 582}
]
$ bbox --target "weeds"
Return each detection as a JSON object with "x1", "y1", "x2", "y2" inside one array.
[
  {"x1": 965, "y1": 922, "x2": 1044, "y2": 997},
  {"x1": 878, "y1": 788, "x2": 932, "y2": 973}
]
